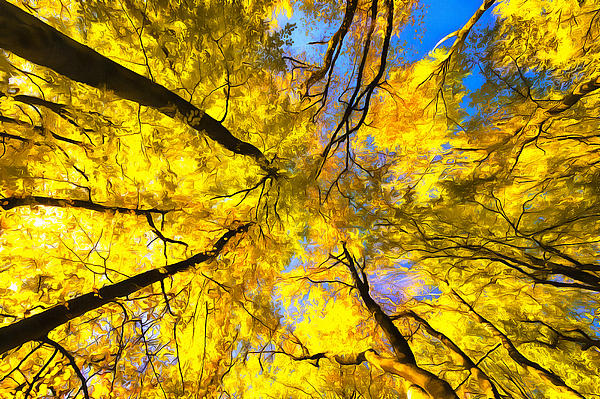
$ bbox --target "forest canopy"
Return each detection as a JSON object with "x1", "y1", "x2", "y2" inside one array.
[{"x1": 0, "y1": 0, "x2": 599, "y2": 398}]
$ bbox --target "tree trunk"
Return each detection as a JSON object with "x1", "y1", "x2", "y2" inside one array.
[
  {"x1": 0, "y1": 224, "x2": 250, "y2": 356},
  {"x1": 341, "y1": 244, "x2": 459, "y2": 398},
  {"x1": 0, "y1": 0, "x2": 269, "y2": 168}
]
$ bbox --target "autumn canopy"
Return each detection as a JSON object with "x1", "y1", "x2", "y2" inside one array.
[{"x1": 0, "y1": 0, "x2": 599, "y2": 397}]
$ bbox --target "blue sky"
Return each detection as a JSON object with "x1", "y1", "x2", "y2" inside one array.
[
  {"x1": 414, "y1": 0, "x2": 496, "y2": 59},
  {"x1": 277, "y1": 0, "x2": 498, "y2": 103},
  {"x1": 280, "y1": 0, "x2": 497, "y2": 61},
  {"x1": 273, "y1": 0, "x2": 499, "y2": 306},
  {"x1": 414, "y1": 0, "x2": 497, "y2": 94}
]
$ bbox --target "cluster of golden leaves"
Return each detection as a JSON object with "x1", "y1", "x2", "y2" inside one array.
[{"x1": 1, "y1": 0, "x2": 600, "y2": 398}]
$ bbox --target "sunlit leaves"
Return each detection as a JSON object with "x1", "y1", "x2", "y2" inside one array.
[{"x1": 2, "y1": 0, "x2": 600, "y2": 397}]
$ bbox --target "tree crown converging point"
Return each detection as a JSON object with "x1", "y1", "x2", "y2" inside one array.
[{"x1": 0, "y1": 0, "x2": 599, "y2": 398}]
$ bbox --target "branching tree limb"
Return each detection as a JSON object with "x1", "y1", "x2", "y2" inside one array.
[
  {"x1": 1, "y1": 195, "x2": 188, "y2": 247},
  {"x1": 521, "y1": 319, "x2": 600, "y2": 351},
  {"x1": 0, "y1": 113, "x2": 84, "y2": 145},
  {"x1": 316, "y1": 0, "x2": 396, "y2": 187},
  {"x1": 0, "y1": 0, "x2": 271, "y2": 170},
  {"x1": 547, "y1": 74, "x2": 600, "y2": 115},
  {"x1": 304, "y1": 0, "x2": 359, "y2": 94},
  {"x1": 0, "y1": 195, "x2": 169, "y2": 216},
  {"x1": 434, "y1": 0, "x2": 496, "y2": 59},
  {"x1": 285, "y1": 347, "x2": 459, "y2": 399},
  {"x1": 451, "y1": 289, "x2": 585, "y2": 399},
  {"x1": 338, "y1": 243, "x2": 458, "y2": 398},
  {"x1": 40, "y1": 337, "x2": 90, "y2": 399},
  {"x1": 340, "y1": 243, "x2": 414, "y2": 364},
  {"x1": 393, "y1": 310, "x2": 501, "y2": 399},
  {"x1": 0, "y1": 223, "x2": 251, "y2": 356}
]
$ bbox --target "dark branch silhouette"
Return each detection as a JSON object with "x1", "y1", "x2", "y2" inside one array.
[
  {"x1": 0, "y1": 223, "x2": 251, "y2": 356},
  {"x1": 0, "y1": 0, "x2": 271, "y2": 169}
]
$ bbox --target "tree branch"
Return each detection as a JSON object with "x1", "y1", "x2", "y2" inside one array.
[
  {"x1": 286, "y1": 347, "x2": 459, "y2": 399},
  {"x1": 0, "y1": 223, "x2": 251, "y2": 355},
  {"x1": 394, "y1": 310, "x2": 501, "y2": 398},
  {"x1": 547, "y1": 74, "x2": 600, "y2": 115},
  {"x1": 0, "y1": 1, "x2": 270, "y2": 169},
  {"x1": 40, "y1": 336, "x2": 90, "y2": 399},
  {"x1": 305, "y1": 0, "x2": 359, "y2": 93},
  {"x1": 0, "y1": 112, "x2": 84, "y2": 145},
  {"x1": 438, "y1": 0, "x2": 495, "y2": 57},
  {"x1": 451, "y1": 289, "x2": 585, "y2": 399},
  {"x1": 341, "y1": 242, "x2": 415, "y2": 363},
  {"x1": 0, "y1": 195, "x2": 169, "y2": 216},
  {"x1": 339, "y1": 243, "x2": 458, "y2": 398}
]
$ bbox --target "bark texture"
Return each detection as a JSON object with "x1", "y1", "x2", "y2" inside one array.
[
  {"x1": 0, "y1": 224, "x2": 250, "y2": 356},
  {"x1": 0, "y1": 0, "x2": 269, "y2": 167},
  {"x1": 452, "y1": 289, "x2": 585, "y2": 399},
  {"x1": 340, "y1": 243, "x2": 458, "y2": 399}
]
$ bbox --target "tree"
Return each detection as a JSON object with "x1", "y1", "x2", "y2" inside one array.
[{"x1": 0, "y1": 0, "x2": 599, "y2": 398}]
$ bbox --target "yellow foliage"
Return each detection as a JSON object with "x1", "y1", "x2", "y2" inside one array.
[{"x1": 1, "y1": 0, "x2": 599, "y2": 398}]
